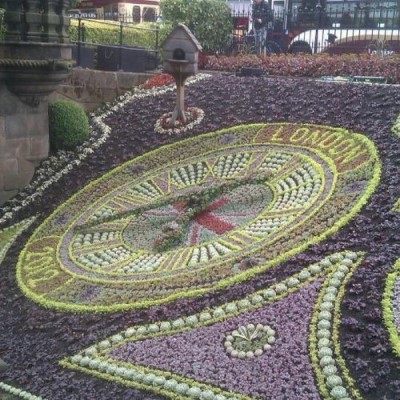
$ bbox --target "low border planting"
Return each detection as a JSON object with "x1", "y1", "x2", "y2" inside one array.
[{"x1": 205, "y1": 54, "x2": 400, "y2": 84}]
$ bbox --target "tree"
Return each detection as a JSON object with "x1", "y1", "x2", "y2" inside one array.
[{"x1": 160, "y1": 0, "x2": 232, "y2": 52}]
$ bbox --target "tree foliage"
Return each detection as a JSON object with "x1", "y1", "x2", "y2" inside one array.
[{"x1": 160, "y1": 0, "x2": 232, "y2": 52}]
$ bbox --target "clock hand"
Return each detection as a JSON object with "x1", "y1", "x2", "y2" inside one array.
[{"x1": 75, "y1": 173, "x2": 268, "y2": 235}]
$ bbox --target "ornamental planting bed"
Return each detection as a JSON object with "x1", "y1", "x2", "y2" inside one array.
[{"x1": 0, "y1": 74, "x2": 399, "y2": 400}]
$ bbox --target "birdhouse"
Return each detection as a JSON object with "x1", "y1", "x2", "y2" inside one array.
[{"x1": 163, "y1": 23, "x2": 203, "y2": 76}]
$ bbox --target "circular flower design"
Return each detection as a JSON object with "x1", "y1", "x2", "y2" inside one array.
[
  {"x1": 154, "y1": 107, "x2": 205, "y2": 135},
  {"x1": 224, "y1": 323, "x2": 276, "y2": 359},
  {"x1": 17, "y1": 123, "x2": 379, "y2": 311}
]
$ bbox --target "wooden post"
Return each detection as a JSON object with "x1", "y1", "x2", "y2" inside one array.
[
  {"x1": 170, "y1": 70, "x2": 187, "y2": 125},
  {"x1": 161, "y1": 24, "x2": 202, "y2": 128}
]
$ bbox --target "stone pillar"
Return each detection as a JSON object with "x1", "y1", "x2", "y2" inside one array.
[
  {"x1": 4, "y1": 0, "x2": 23, "y2": 41},
  {"x1": 58, "y1": 0, "x2": 71, "y2": 43},
  {"x1": 40, "y1": 1, "x2": 70, "y2": 43},
  {"x1": 43, "y1": 0, "x2": 59, "y2": 42},
  {"x1": 0, "y1": 0, "x2": 72, "y2": 206},
  {"x1": 0, "y1": 80, "x2": 49, "y2": 205},
  {"x1": 24, "y1": 0, "x2": 45, "y2": 42}
]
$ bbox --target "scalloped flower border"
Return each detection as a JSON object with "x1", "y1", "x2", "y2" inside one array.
[
  {"x1": 154, "y1": 107, "x2": 205, "y2": 135},
  {"x1": 391, "y1": 113, "x2": 400, "y2": 138},
  {"x1": 382, "y1": 258, "x2": 400, "y2": 357},
  {"x1": 0, "y1": 217, "x2": 36, "y2": 265},
  {"x1": 310, "y1": 253, "x2": 364, "y2": 400},
  {"x1": 0, "y1": 382, "x2": 46, "y2": 400}
]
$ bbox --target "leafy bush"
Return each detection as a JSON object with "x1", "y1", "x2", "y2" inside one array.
[
  {"x1": 205, "y1": 53, "x2": 400, "y2": 83},
  {"x1": 69, "y1": 19, "x2": 170, "y2": 50},
  {"x1": 160, "y1": 0, "x2": 232, "y2": 52},
  {"x1": 48, "y1": 100, "x2": 90, "y2": 150}
]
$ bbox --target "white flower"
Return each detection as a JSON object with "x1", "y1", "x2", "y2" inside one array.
[{"x1": 155, "y1": 107, "x2": 205, "y2": 135}]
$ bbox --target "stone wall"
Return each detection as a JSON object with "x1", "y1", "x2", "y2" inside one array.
[
  {"x1": 0, "y1": 68, "x2": 155, "y2": 206},
  {"x1": 0, "y1": 83, "x2": 49, "y2": 205},
  {"x1": 50, "y1": 69, "x2": 155, "y2": 112}
]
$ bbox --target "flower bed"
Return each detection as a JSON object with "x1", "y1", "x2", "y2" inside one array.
[
  {"x1": 205, "y1": 54, "x2": 400, "y2": 84},
  {"x1": 0, "y1": 74, "x2": 399, "y2": 400},
  {"x1": 154, "y1": 107, "x2": 205, "y2": 135}
]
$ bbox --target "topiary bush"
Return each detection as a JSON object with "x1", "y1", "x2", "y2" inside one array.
[{"x1": 48, "y1": 100, "x2": 90, "y2": 150}]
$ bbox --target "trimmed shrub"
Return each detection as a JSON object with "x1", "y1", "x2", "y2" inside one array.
[
  {"x1": 48, "y1": 100, "x2": 90, "y2": 150},
  {"x1": 69, "y1": 20, "x2": 169, "y2": 49}
]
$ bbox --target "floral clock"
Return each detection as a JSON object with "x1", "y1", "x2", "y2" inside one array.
[
  {"x1": 3, "y1": 117, "x2": 392, "y2": 400},
  {"x1": 17, "y1": 122, "x2": 379, "y2": 313}
]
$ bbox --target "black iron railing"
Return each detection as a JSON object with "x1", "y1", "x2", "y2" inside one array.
[
  {"x1": 229, "y1": 6, "x2": 400, "y2": 54},
  {"x1": 66, "y1": 7, "x2": 400, "y2": 58},
  {"x1": 71, "y1": 14, "x2": 160, "y2": 71}
]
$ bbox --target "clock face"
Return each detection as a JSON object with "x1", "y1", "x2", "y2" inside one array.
[
  {"x1": 17, "y1": 123, "x2": 379, "y2": 311},
  {"x1": 121, "y1": 182, "x2": 273, "y2": 253}
]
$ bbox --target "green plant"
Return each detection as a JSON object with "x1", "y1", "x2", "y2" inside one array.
[
  {"x1": 160, "y1": 0, "x2": 232, "y2": 52},
  {"x1": 69, "y1": 19, "x2": 169, "y2": 50},
  {"x1": 48, "y1": 100, "x2": 89, "y2": 150}
]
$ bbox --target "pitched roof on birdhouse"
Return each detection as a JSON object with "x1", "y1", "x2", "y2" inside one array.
[{"x1": 163, "y1": 23, "x2": 203, "y2": 52}]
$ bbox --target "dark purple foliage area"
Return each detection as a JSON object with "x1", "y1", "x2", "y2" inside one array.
[
  {"x1": 0, "y1": 75, "x2": 400, "y2": 399},
  {"x1": 111, "y1": 280, "x2": 322, "y2": 399}
]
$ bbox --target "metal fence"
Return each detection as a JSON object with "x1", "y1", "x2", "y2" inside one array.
[
  {"x1": 230, "y1": 6, "x2": 400, "y2": 54},
  {"x1": 68, "y1": 6, "x2": 400, "y2": 63},
  {"x1": 71, "y1": 16, "x2": 160, "y2": 71}
]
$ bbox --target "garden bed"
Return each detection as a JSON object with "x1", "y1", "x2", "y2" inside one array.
[
  {"x1": 204, "y1": 54, "x2": 400, "y2": 84},
  {"x1": 0, "y1": 74, "x2": 399, "y2": 400}
]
